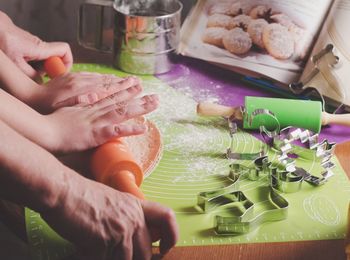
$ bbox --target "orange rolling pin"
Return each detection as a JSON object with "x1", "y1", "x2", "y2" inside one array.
[
  {"x1": 90, "y1": 138, "x2": 145, "y2": 199},
  {"x1": 44, "y1": 56, "x2": 67, "y2": 78},
  {"x1": 44, "y1": 56, "x2": 146, "y2": 200}
]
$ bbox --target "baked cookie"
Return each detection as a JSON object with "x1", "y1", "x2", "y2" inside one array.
[
  {"x1": 208, "y1": 2, "x2": 242, "y2": 16},
  {"x1": 250, "y1": 5, "x2": 268, "y2": 18},
  {"x1": 235, "y1": 1, "x2": 255, "y2": 15},
  {"x1": 271, "y1": 13, "x2": 310, "y2": 59},
  {"x1": 262, "y1": 23, "x2": 294, "y2": 59},
  {"x1": 223, "y1": 27, "x2": 252, "y2": 55},
  {"x1": 202, "y1": 27, "x2": 228, "y2": 48},
  {"x1": 271, "y1": 13, "x2": 295, "y2": 28},
  {"x1": 247, "y1": 19, "x2": 268, "y2": 49},
  {"x1": 207, "y1": 14, "x2": 235, "y2": 29},
  {"x1": 289, "y1": 26, "x2": 312, "y2": 60},
  {"x1": 231, "y1": 14, "x2": 252, "y2": 31}
]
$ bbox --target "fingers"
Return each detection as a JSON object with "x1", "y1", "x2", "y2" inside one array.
[
  {"x1": 96, "y1": 123, "x2": 147, "y2": 142},
  {"x1": 53, "y1": 92, "x2": 100, "y2": 109},
  {"x1": 51, "y1": 75, "x2": 143, "y2": 109},
  {"x1": 37, "y1": 41, "x2": 73, "y2": 71},
  {"x1": 102, "y1": 76, "x2": 142, "y2": 99},
  {"x1": 96, "y1": 76, "x2": 142, "y2": 103},
  {"x1": 92, "y1": 76, "x2": 143, "y2": 107},
  {"x1": 93, "y1": 94, "x2": 159, "y2": 125},
  {"x1": 141, "y1": 200, "x2": 179, "y2": 255},
  {"x1": 132, "y1": 224, "x2": 153, "y2": 260},
  {"x1": 16, "y1": 58, "x2": 38, "y2": 78},
  {"x1": 81, "y1": 94, "x2": 156, "y2": 146},
  {"x1": 112, "y1": 234, "x2": 133, "y2": 260}
]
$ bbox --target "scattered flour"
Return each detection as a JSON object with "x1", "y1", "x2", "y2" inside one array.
[{"x1": 140, "y1": 79, "x2": 232, "y2": 183}]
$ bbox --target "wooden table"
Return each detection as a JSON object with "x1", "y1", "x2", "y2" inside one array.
[{"x1": 0, "y1": 46, "x2": 349, "y2": 260}]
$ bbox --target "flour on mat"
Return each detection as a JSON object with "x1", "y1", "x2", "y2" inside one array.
[{"x1": 142, "y1": 80, "x2": 230, "y2": 181}]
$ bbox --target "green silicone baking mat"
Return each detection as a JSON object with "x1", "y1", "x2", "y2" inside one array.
[{"x1": 25, "y1": 64, "x2": 350, "y2": 259}]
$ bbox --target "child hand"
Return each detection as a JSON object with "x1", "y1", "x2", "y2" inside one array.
[
  {"x1": 33, "y1": 73, "x2": 142, "y2": 114},
  {"x1": 0, "y1": 12, "x2": 72, "y2": 79},
  {"x1": 45, "y1": 93, "x2": 159, "y2": 154}
]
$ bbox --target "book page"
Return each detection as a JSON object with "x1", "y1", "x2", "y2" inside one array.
[
  {"x1": 180, "y1": 0, "x2": 332, "y2": 85},
  {"x1": 300, "y1": 0, "x2": 350, "y2": 107}
]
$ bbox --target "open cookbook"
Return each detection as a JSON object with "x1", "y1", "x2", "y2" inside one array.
[{"x1": 179, "y1": 0, "x2": 350, "y2": 109}]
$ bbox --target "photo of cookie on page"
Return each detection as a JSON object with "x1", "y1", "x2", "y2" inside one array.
[{"x1": 202, "y1": 2, "x2": 311, "y2": 61}]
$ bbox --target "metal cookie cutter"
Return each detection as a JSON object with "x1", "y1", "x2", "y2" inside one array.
[
  {"x1": 197, "y1": 157, "x2": 294, "y2": 235},
  {"x1": 272, "y1": 127, "x2": 336, "y2": 185},
  {"x1": 200, "y1": 112, "x2": 336, "y2": 235},
  {"x1": 215, "y1": 187, "x2": 288, "y2": 235},
  {"x1": 289, "y1": 44, "x2": 344, "y2": 111},
  {"x1": 270, "y1": 167, "x2": 303, "y2": 193},
  {"x1": 197, "y1": 164, "x2": 248, "y2": 213},
  {"x1": 253, "y1": 156, "x2": 303, "y2": 193},
  {"x1": 226, "y1": 120, "x2": 267, "y2": 161}
]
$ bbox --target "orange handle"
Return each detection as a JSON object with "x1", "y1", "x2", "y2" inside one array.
[
  {"x1": 91, "y1": 139, "x2": 160, "y2": 240},
  {"x1": 44, "y1": 56, "x2": 66, "y2": 78},
  {"x1": 91, "y1": 138, "x2": 145, "y2": 200}
]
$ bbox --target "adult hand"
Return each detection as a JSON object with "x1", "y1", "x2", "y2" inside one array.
[
  {"x1": 0, "y1": 11, "x2": 73, "y2": 79},
  {"x1": 42, "y1": 175, "x2": 178, "y2": 260},
  {"x1": 141, "y1": 200, "x2": 179, "y2": 256},
  {"x1": 34, "y1": 73, "x2": 142, "y2": 114},
  {"x1": 46, "y1": 92, "x2": 159, "y2": 154}
]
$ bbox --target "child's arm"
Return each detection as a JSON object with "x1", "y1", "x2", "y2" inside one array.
[
  {"x1": 0, "y1": 87, "x2": 158, "y2": 154},
  {"x1": 0, "y1": 49, "x2": 39, "y2": 105},
  {"x1": 0, "y1": 119, "x2": 178, "y2": 258},
  {"x1": 0, "y1": 49, "x2": 143, "y2": 114}
]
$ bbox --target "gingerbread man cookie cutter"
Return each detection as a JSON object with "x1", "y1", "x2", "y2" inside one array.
[
  {"x1": 289, "y1": 44, "x2": 343, "y2": 111},
  {"x1": 197, "y1": 157, "x2": 292, "y2": 235}
]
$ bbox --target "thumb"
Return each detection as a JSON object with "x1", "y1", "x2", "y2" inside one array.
[
  {"x1": 16, "y1": 58, "x2": 38, "y2": 79},
  {"x1": 35, "y1": 41, "x2": 73, "y2": 71}
]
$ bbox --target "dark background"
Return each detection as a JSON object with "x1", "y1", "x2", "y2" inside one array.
[{"x1": 0, "y1": 0, "x2": 195, "y2": 43}]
